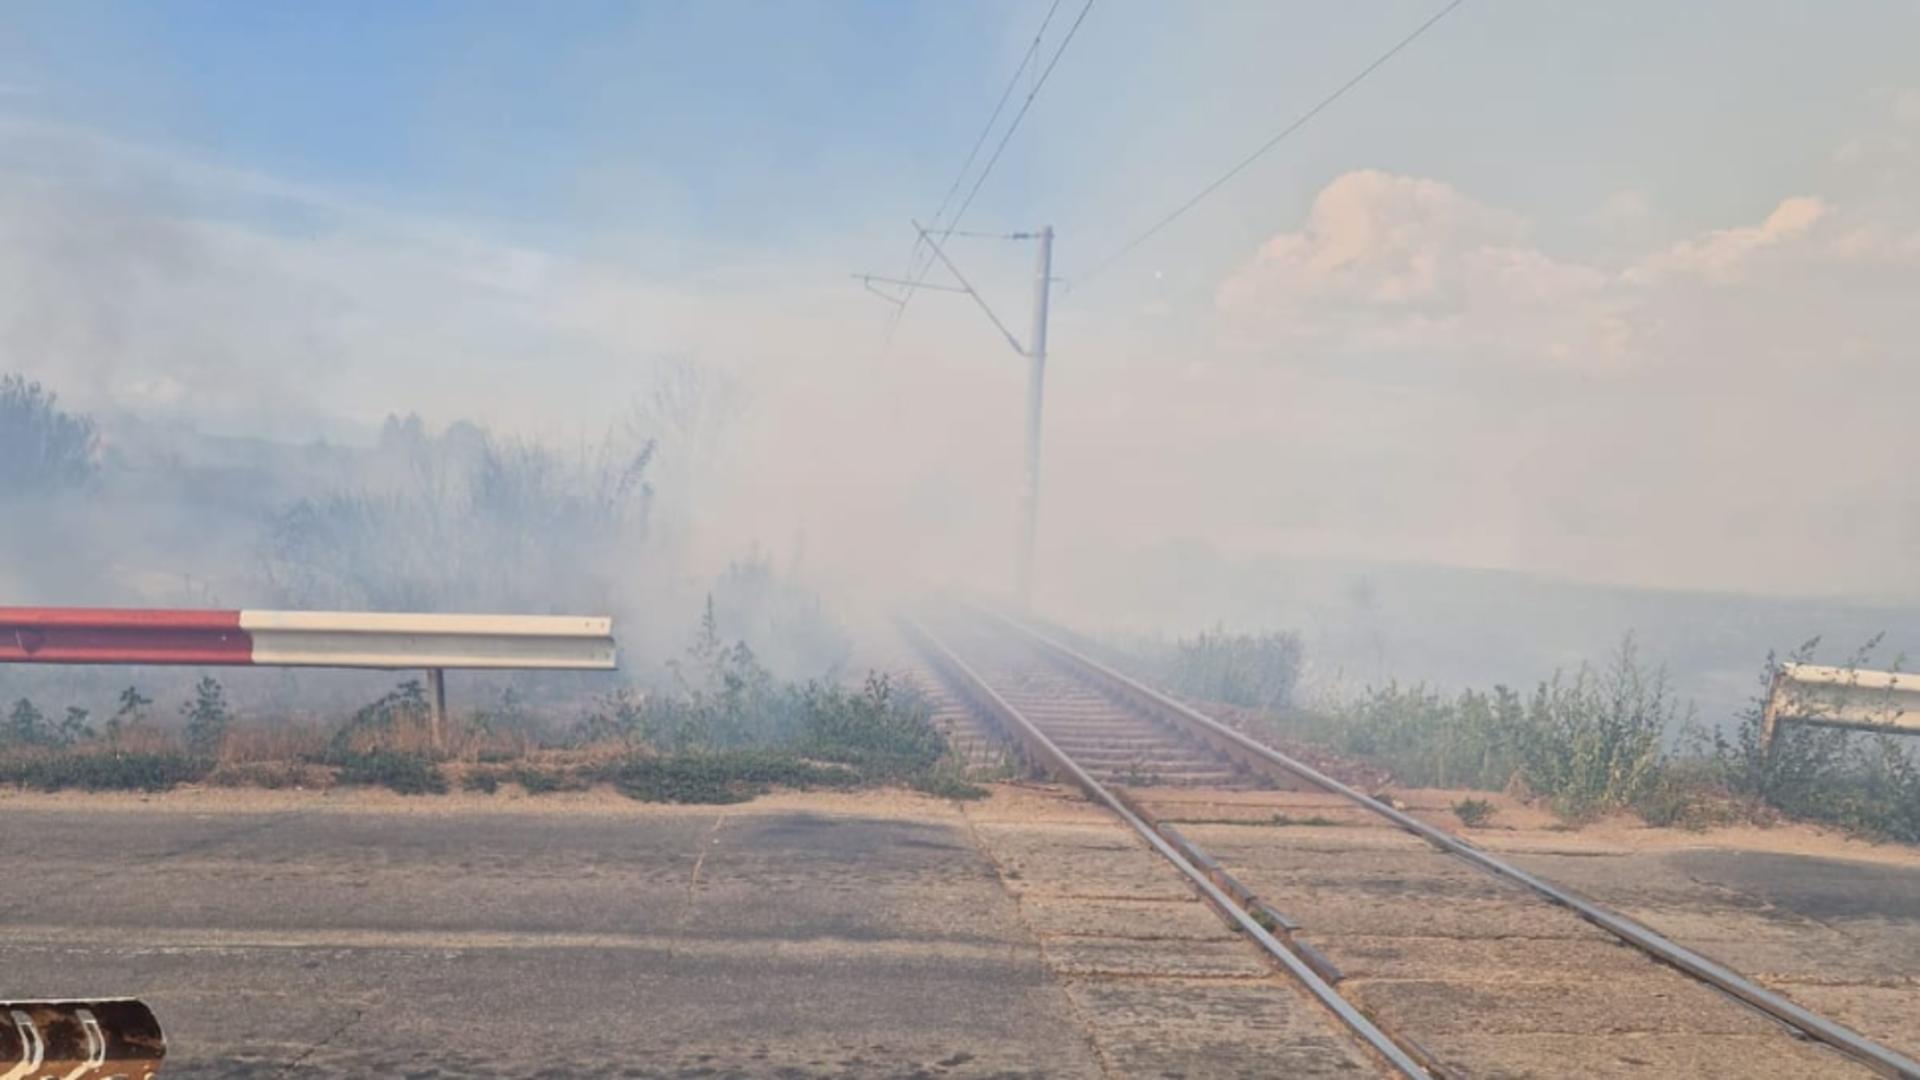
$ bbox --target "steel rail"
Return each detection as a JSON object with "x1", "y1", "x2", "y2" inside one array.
[
  {"x1": 901, "y1": 617, "x2": 1431, "y2": 1080},
  {"x1": 985, "y1": 607, "x2": 1920, "y2": 1080}
]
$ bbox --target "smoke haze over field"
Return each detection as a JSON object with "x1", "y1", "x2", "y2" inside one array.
[{"x1": 3, "y1": 2, "x2": 1919, "y2": 714}]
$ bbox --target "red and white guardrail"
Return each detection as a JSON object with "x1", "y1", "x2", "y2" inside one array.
[
  {"x1": 0, "y1": 608, "x2": 615, "y2": 670},
  {"x1": 0, "y1": 607, "x2": 617, "y2": 747}
]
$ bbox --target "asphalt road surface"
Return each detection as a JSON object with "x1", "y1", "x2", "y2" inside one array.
[
  {"x1": 5, "y1": 790, "x2": 1918, "y2": 1078},
  {"x1": 0, "y1": 795, "x2": 1107, "y2": 1079}
]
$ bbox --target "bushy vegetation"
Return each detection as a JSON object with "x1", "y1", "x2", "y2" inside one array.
[
  {"x1": 4, "y1": 697, "x2": 96, "y2": 749},
  {"x1": 1245, "y1": 637, "x2": 1677, "y2": 819},
  {"x1": 181, "y1": 676, "x2": 232, "y2": 757},
  {"x1": 0, "y1": 604, "x2": 985, "y2": 804},
  {"x1": 332, "y1": 750, "x2": 448, "y2": 795},
  {"x1": 598, "y1": 751, "x2": 861, "y2": 804},
  {"x1": 1699, "y1": 638, "x2": 1920, "y2": 843},
  {"x1": 1451, "y1": 797, "x2": 1495, "y2": 828},
  {"x1": 1154, "y1": 627, "x2": 1304, "y2": 710},
  {"x1": 1232, "y1": 632, "x2": 1918, "y2": 839},
  {"x1": 0, "y1": 752, "x2": 209, "y2": 792}
]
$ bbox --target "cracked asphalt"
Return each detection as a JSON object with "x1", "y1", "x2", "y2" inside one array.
[
  {"x1": 0, "y1": 792, "x2": 1107, "y2": 1078},
  {"x1": 6, "y1": 787, "x2": 1916, "y2": 1078}
]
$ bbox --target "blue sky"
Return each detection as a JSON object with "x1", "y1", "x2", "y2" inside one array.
[
  {"x1": 4, "y1": 2, "x2": 1920, "y2": 602},
  {"x1": 5, "y1": 2, "x2": 1027, "y2": 256},
  {"x1": 10, "y1": 1, "x2": 1917, "y2": 270}
]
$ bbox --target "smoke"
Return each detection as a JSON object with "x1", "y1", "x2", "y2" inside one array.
[{"x1": 4, "y1": 8, "x2": 1920, "y2": 730}]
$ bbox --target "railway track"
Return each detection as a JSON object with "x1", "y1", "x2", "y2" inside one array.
[{"x1": 904, "y1": 606, "x2": 1920, "y2": 1079}]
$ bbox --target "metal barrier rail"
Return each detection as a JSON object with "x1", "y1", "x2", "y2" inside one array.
[
  {"x1": 1764, "y1": 662, "x2": 1920, "y2": 748},
  {"x1": 899, "y1": 616, "x2": 1432, "y2": 1079},
  {"x1": 984, "y1": 606, "x2": 1920, "y2": 1080},
  {"x1": 0, "y1": 606, "x2": 617, "y2": 747}
]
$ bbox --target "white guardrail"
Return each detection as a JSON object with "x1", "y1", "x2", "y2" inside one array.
[
  {"x1": 1763, "y1": 662, "x2": 1920, "y2": 748},
  {"x1": 239, "y1": 611, "x2": 617, "y2": 669}
]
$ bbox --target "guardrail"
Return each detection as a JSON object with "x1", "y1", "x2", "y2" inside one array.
[
  {"x1": 0, "y1": 607, "x2": 617, "y2": 747},
  {"x1": 1763, "y1": 662, "x2": 1920, "y2": 749}
]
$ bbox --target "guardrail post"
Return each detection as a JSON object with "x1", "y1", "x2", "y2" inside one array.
[
  {"x1": 427, "y1": 668, "x2": 447, "y2": 753},
  {"x1": 1759, "y1": 667, "x2": 1784, "y2": 755}
]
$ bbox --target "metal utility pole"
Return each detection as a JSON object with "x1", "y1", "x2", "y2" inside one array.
[
  {"x1": 1018, "y1": 226, "x2": 1052, "y2": 607},
  {"x1": 858, "y1": 224, "x2": 1056, "y2": 608}
]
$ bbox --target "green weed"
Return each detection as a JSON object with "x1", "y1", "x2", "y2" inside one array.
[
  {"x1": 332, "y1": 750, "x2": 447, "y2": 795},
  {"x1": 599, "y1": 751, "x2": 859, "y2": 804},
  {"x1": 1451, "y1": 798, "x2": 1496, "y2": 828},
  {"x1": 0, "y1": 752, "x2": 209, "y2": 792}
]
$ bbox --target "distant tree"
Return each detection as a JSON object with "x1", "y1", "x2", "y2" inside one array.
[{"x1": 0, "y1": 374, "x2": 99, "y2": 497}]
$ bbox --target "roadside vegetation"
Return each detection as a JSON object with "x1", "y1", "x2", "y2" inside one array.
[
  {"x1": 1137, "y1": 626, "x2": 1305, "y2": 711},
  {"x1": 1154, "y1": 626, "x2": 1918, "y2": 842},
  {"x1": 0, "y1": 601, "x2": 985, "y2": 805}
]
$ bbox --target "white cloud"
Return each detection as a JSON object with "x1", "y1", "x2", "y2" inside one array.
[
  {"x1": 1625, "y1": 196, "x2": 1829, "y2": 285},
  {"x1": 1192, "y1": 169, "x2": 1920, "y2": 599},
  {"x1": 1215, "y1": 170, "x2": 1619, "y2": 367},
  {"x1": 1217, "y1": 170, "x2": 1524, "y2": 307}
]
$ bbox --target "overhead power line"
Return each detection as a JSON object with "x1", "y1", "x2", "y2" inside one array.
[
  {"x1": 921, "y1": 0, "x2": 1065, "y2": 253},
  {"x1": 886, "y1": 0, "x2": 1065, "y2": 340},
  {"x1": 936, "y1": 0, "x2": 1096, "y2": 250},
  {"x1": 888, "y1": 0, "x2": 1096, "y2": 331},
  {"x1": 1071, "y1": 0, "x2": 1466, "y2": 292}
]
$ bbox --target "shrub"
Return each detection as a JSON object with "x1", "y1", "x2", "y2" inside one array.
[
  {"x1": 1516, "y1": 638, "x2": 1676, "y2": 819},
  {"x1": 328, "y1": 680, "x2": 434, "y2": 758},
  {"x1": 512, "y1": 766, "x2": 585, "y2": 794},
  {"x1": 181, "y1": 676, "x2": 232, "y2": 757},
  {"x1": 105, "y1": 686, "x2": 154, "y2": 745},
  {"x1": 332, "y1": 750, "x2": 447, "y2": 795},
  {"x1": 1161, "y1": 627, "x2": 1303, "y2": 710},
  {"x1": 0, "y1": 752, "x2": 209, "y2": 792},
  {"x1": 1452, "y1": 797, "x2": 1495, "y2": 828},
  {"x1": 1323, "y1": 682, "x2": 1530, "y2": 790},
  {"x1": 572, "y1": 688, "x2": 646, "y2": 746},
  {"x1": 5, "y1": 699, "x2": 57, "y2": 749},
  {"x1": 208, "y1": 760, "x2": 316, "y2": 790},
  {"x1": 599, "y1": 751, "x2": 858, "y2": 804},
  {"x1": 798, "y1": 673, "x2": 945, "y2": 781},
  {"x1": 1707, "y1": 639, "x2": 1920, "y2": 843},
  {"x1": 4, "y1": 698, "x2": 103, "y2": 750},
  {"x1": 660, "y1": 598, "x2": 796, "y2": 750},
  {"x1": 911, "y1": 766, "x2": 990, "y2": 801},
  {"x1": 1243, "y1": 634, "x2": 1685, "y2": 825}
]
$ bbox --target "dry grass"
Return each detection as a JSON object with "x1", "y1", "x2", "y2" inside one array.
[
  {"x1": 101, "y1": 725, "x2": 184, "y2": 756},
  {"x1": 218, "y1": 722, "x2": 332, "y2": 765},
  {"x1": 207, "y1": 760, "x2": 328, "y2": 789}
]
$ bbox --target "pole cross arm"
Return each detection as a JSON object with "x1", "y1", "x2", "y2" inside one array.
[{"x1": 911, "y1": 220, "x2": 1030, "y2": 357}]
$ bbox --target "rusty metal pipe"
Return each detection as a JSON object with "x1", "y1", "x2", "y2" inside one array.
[{"x1": 1, "y1": 999, "x2": 164, "y2": 1080}]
